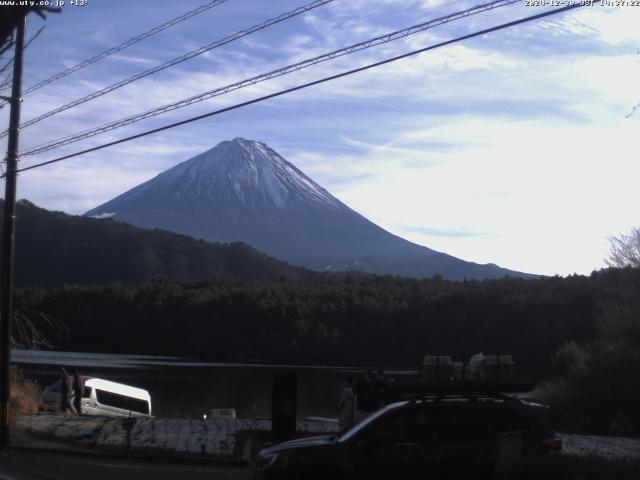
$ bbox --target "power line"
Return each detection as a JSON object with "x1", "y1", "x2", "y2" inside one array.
[
  {"x1": 0, "y1": 25, "x2": 45, "y2": 96},
  {"x1": 2, "y1": 0, "x2": 336, "y2": 136},
  {"x1": 0, "y1": 0, "x2": 229, "y2": 105},
  {"x1": 20, "y1": 0, "x2": 521, "y2": 156},
  {"x1": 0, "y1": 57, "x2": 15, "y2": 81},
  {"x1": 0, "y1": 25, "x2": 46, "y2": 87},
  {"x1": 24, "y1": 24, "x2": 46, "y2": 49},
  {"x1": 0, "y1": 33, "x2": 13, "y2": 58},
  {"x1": 0, "y1": 60, "x2": 14, "y2": 91},
  {"x1": 8, "y1": 3, "x2": 584, "y2": 177},
  {"x1": 626, "y1": 50, "x2": 640, "y2": 118}
]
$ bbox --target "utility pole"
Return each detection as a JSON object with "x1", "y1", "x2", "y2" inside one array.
[{"x1": 0, "y1": 15, "x2": 26, "y2": 450}]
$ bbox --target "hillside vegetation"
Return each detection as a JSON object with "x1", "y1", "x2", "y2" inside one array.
[
  {"x1": 0, "y1": 200, "x2": 309, "y2": 287},
  {"x1": 16, "y1": 268, "x2": 636, "y2": 367}
]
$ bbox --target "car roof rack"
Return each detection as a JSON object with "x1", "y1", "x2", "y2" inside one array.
[
  {"x1": 405, "y1": 391, "x2": 524, "y2": 405},
  {"x1": 395, "y1": 380, "x2": 532, "y2": 395}
]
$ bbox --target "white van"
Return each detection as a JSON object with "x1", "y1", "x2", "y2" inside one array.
[{"x1": 39, "y1": 377, "x2": 152, "y2": 417}]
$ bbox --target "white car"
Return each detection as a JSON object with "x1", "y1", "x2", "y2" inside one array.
[{"x1": 39, "y1": 377, "x2": 152, "y2": 417}]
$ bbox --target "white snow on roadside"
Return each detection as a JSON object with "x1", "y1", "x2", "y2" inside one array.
[
  {"x1": 14, "y1": 415, "x2": 340, "y2": 459},
  {"x1": 559, "y1": 433, "x2": 640, "y2": 462},
  {"x1": 16, "y1": 416, "x2": 640, "y2": 463}
]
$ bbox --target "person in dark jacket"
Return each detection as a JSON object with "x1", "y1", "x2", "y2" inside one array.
[
  {"x1": 60, "y1": 368, "x2": 76, "y2": 415},
  {"x1": 373, "y1": 369, "x2": 396, "y2": 407},
  {"x1": 72, "y1": 369, "x2": 84, "y2": 415},
  {"x1": 355, "y1": 369, "x2": 377, "y2": 423}
]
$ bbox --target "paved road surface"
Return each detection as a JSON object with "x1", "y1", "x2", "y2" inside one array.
[{"x1": 0, "y1": 450, "x2": 251, "y2": 480}]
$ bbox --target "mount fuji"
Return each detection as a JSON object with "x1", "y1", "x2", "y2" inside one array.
[{"x1": 85, "y1": 138, "x2": 530, "y2": 279}]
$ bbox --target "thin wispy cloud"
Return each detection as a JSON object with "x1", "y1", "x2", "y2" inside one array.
[{"x1": 400, "y1": 225, "x2": 494, "y2": 238}]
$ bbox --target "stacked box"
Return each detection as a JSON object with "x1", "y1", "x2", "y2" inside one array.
[
  {"x1": 421, "y1": 353, "x2": 516, "y2": 382},
  {"x1": 479, "y1": 355, "x2": 514, "y2": 380},
  {"x1": 463, "y1": 365, "x2": 475, "y2": 380},
  {"x1": 479, "y1": 355, "x2": 498, "y2": 380},
  {"x1": 498, "y1": 355, "x2": 515, "y2": 380},
  {"x1": 422, "y1": 355, "x2": 454, "y2": 381},
  {"x1": 209, "y1": 408, "x2": 236, "y2": 420},
  {"x1": 453, "y1": 362, "x2": 463, "y2": 381}
]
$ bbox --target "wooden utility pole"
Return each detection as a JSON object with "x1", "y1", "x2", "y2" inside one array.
[{"x1": 0, "y1": 15, "x2": 26, "y2": 450}]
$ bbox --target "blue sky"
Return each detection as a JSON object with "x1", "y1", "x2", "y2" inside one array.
[{"x1": 1, "y1": 0, "x2": 639, "y2": 276}]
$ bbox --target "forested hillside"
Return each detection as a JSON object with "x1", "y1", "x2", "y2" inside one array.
[
  {"x1": 17, "y1": 268, "x2": 636, "y2": 372},
  {"x1": 0, "y1": 200, "x2": 309, "y2": 286}
]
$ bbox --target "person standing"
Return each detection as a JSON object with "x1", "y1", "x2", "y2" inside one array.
[
  {"x1": 374, "y1": 369, "x2": 395, "y2": 407},
  {"x1": 60, "y1": 368, "x2": 68, "y2": 414},
  {"x1": 337, "y1": 376, "x2": 355, "y2": 431},
  {"x1": 72, "y1": 369, "x2": 84, "y2": 415},
  {"x1": 355, "y1": 369, "x2": 376, "y2": 423},
  {"x1": 60, "y1": 368, "x2": 76, "y2": 415}
]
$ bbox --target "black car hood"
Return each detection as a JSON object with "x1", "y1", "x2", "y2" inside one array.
[{"x1": 261, "y1": 434, "x2": 337, "y2": 454}]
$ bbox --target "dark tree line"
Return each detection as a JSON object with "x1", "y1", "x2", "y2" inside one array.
[
  {"x1": 538, "y1": 265, "x2": 640, "y2": 436},
  {"x1": 15, "y1": 268, "x2": 632, "y2": 375},
  {"x1": 0, "y1": 200, "x2": 309, "y2": 287},
  {"x1": 13, "y1": 266, "x2": 640, "y2": 434}
]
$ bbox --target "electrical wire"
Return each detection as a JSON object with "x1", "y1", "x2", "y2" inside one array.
[
  {"x1": 626, "y1": 50, "x2": 640, "y2": 118},
  {"x1": 0, "y1": 25, "x2": 46, "y2": 93},
  {"x1": 2, "y1": 0, "x2": 336, "y2": 136},
  {"x1": 0, "y1": 0, "x2": 229, "y2": 104},
  {"x1": 0, "y1": 64, "x2": 14, "y2": 91},
  {"x1": 0, "y1": 32, "x2": 14, "y2": 57},
  {"x1": 7, "y1": 3, "x2": 584, "y2": 177},
  {"x1": 0, "y1": 57, "x2": 15, "y2": 81},
  {"x1": 20, "y1": 0, "x2": 521, "y2": 155}
]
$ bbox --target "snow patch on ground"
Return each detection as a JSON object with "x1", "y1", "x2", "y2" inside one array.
[
  {"x1": 14, "y1": 415, "x2": 339, "y2": 459},
  {"x1": 558, "y1": 433, "x2": 640, "y2": 461},
  {"x1": 16, "y1": 416, "x2": 640, "y2": 463}
]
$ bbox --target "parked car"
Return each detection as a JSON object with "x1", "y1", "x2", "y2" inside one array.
[
  {"x1": 39, "y1": 377, "x2": 152, "y2": 417},
  {"x1": 255, "y1": 393, "x2": 561, "y2": 480}
]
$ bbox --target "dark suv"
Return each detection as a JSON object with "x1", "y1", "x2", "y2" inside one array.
[{"x1": 254, "y1": 393, "x2": 561, "y2": 480}]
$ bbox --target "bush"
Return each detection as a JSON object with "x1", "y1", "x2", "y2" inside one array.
[
  {"x1": 9, "y1": 366, "x2": 40, "y2": 415},
  {"x1": 537, "y1": 303, "x2": 640, "y2": 436}
]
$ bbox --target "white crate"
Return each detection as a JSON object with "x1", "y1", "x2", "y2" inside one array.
[{"x1": 208, "y1": 408, "x2": 236, "y2": 419}]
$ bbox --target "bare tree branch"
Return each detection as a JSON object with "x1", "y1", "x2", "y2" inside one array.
[
  {"x1": 606, "y1": 227, "x2": 640, "y2": 269},
  {"x1": 12, "y1": 308, "x2": 69, "y2": 349}
]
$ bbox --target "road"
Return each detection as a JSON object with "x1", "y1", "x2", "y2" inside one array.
[{"x1": 0, "y1": 450, "x2": 251, "y2": 480}]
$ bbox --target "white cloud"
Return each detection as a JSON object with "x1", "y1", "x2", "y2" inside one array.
[
  {"x1": 106, "y1": 54, "x2": 158, "y2": 66},
  {"x1": 550, "y1": 5, "x2": 640, "y2": 45},
  {"x1": 320, "y1": 115, "x2": 639, "y2": 275},
  {"x1": 420, "y1": 0, "x2": 446, "y2": 8}
]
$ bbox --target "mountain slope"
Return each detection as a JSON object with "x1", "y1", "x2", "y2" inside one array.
[
  {"x1": 86, "y1": 138, "x2": 532, "y2": 280},
  {"x1": 1, "y1": 199, "x2": 309, "y2": 287}
]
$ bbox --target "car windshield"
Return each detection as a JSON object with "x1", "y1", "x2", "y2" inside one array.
[{"x1": 338, "y1": 401, "x2": 409, "y2": 442}]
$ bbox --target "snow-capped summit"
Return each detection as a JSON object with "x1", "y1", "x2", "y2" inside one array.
[
  {"x1": 145, "y1": 137, "x2": 341, "y2": 210},
  {"x1": 85, "y1": 139, "x2": 530, "y2": 279}
]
